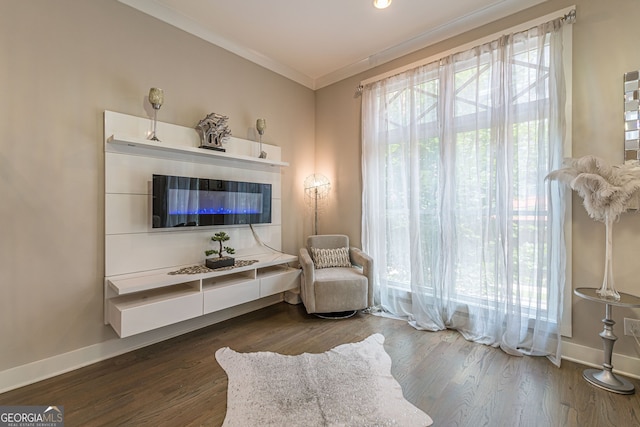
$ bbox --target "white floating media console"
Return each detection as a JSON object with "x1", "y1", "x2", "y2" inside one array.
[
  {"x1": 104, "y1": 110, "x2": 299, "y2": 338},
  {"x1": 105, "y1": 253, "x2": 299, "y2": 338}
]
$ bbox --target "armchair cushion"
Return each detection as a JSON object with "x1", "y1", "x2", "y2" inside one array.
[
  {"x1": 312, "y1": 267, "x2": 369, "y2": 313},
  {"x1": 310, "y1": 247, "x2": 351, "y2": 269}
]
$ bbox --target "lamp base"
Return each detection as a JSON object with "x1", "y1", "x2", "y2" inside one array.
[
  {"x1": 583, "y1": 368, "x2": 635, "y2": 394},
  {"x1": 314, "y1": 310, "x2": 357, "y2": 319}
]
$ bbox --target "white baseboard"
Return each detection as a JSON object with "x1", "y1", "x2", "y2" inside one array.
[
  {"x1": 561, "y1": 340, "x2": 640, "y2": 380},
  {"x1": 0, "y1": 295, "x2": 282, "y2": 394}
]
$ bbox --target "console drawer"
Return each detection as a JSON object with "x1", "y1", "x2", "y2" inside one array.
[
  {"x1": 260, "y1": 267, "x2": 300, "y2": 297},
  {"x1": 108, "y1": 284, "x2": 202, "y2": 338},
  {"x1": 203, "y1": 279, "x2": 260, "y2": 314}
]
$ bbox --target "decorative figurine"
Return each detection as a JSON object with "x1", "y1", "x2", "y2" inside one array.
[
  {"x1": 148, "y1": 88, "x2": 164, "y2": 141},
  {"x1": 256, "y1": 118, "x2": 267, "y2": 159},
  {"x1": 196, "y1": 113, "x2": 232, "y2": 151}
]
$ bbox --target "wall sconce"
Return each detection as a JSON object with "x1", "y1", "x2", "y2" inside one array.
[{"x1": 304, "y1": 174, "x2": 331, "y2": 235}]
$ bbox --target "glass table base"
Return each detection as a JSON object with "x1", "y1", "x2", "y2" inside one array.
[{"x1": 583, "y1": 368, "x2": 635, "y2": 394}]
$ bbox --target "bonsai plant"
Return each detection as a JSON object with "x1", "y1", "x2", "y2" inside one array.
[{"x1": 205, "y1": 231, "x2": 236, "y2": 269}]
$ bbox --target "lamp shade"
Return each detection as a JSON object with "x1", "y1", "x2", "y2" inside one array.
[{"x1": 304, "y1": 174, "x2": 331, "y2": 199}]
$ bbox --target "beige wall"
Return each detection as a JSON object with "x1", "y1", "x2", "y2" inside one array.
[
  {"x1": 315, "y1": 0, "x2": 640, "y2": 360},
  {"x1": 0, "y1": 0, "x2": 315, "y2": 372}
]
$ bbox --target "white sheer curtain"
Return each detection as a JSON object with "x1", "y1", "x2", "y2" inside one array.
[{"x1": 361, "y1": 18, "x2": 568, "y2": 365}]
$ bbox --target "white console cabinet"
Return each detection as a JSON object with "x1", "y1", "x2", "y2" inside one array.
[
  {"x1": 106, "y1": 253, "x2": 298, "y2": 338},
  {"x1": 104, "y1": 111, "x2": 299, "y2": 338}
]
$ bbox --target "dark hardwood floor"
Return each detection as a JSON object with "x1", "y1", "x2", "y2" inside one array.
[{"x1": 1, "y1": 302, "x2": 638, "y2": 426}]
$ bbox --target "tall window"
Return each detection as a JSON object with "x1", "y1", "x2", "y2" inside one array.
[{"x1": 361, "y1": 16, "x2": 571, "y2": 364}]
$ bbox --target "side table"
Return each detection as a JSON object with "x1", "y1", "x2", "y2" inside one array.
[{"x1": 574, "y1": 287, "x2": 640, "y2": 394}]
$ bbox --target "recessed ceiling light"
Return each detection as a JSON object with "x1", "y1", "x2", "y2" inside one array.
[{"x1": 373, "y1": 0, "x2": 392, "y2": 9}]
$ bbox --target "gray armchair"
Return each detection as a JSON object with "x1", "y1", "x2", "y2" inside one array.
[{"x1": 299, "y1": 234, "x2": 373, "y2": 316}]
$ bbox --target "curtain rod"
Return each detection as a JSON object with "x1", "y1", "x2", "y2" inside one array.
[{"x1": 355, "y1": 5, "x2": 576, "y2": 97}]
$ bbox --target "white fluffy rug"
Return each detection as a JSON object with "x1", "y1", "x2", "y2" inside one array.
[{"x1": 215, "y1": 333, "x2": 433, "y2": 426}]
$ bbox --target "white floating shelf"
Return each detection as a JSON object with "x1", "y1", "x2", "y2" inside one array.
[
  {"x1": 107, "y1": 134, "x2": 289, "y2": 168},
  {"x1": 107, "y1": 253, "x2": 298, "y2": 296}
]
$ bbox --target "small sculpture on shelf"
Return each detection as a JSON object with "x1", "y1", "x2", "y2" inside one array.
[
  {"x1": 148, "y1": 88, "x2": 164, "y2": 141},
  {"x1": 196, "y1": 113, "x2": 232, "y2": 152},
  {"x1": 205, "y1": 231, "x2": 236, "y2": 269},
  {"x1": 256, "y1": 118, "x2": 267, "y2": 159}
]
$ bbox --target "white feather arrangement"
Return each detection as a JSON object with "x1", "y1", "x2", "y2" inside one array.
[
  {"x1": 547, "y1": 155, "x2": 640, "y2": 222},
  {"x1": 547, "y1": 155, "x2": 640, "y2": 300}
]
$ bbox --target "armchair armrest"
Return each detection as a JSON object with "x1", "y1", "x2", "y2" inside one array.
[
  {"x1": 349, "y1": 247, "x2": 374, "y2": 307},
  {"x1": 349, "y1": 247, "x2": 371, "y2": 268},
  {"x1": 299, "y1": 247, "x2": 315, "y2": 277},
  {"x1": 299, "y1": 247, "x2": 317, "y2": 313}
]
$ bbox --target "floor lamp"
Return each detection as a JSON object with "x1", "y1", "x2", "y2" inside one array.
[{"x1": 304, "y1": 174, "x2": 331, "y2": 235}]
